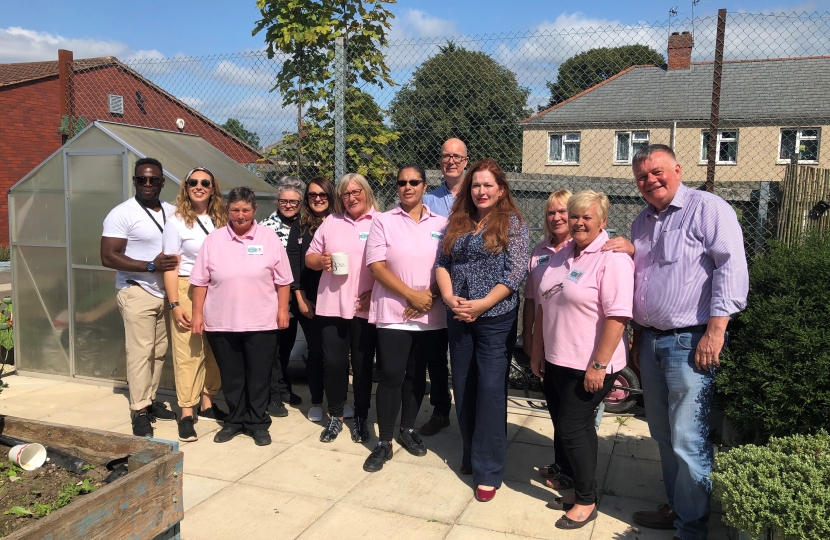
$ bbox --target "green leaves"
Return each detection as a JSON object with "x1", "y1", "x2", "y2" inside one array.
[
  {"x1": 5, "y1": 506, "x2": 32, "y2": 517},
  {"x1": 221, "y1": 119, "x2": 261, "y2": 149}
]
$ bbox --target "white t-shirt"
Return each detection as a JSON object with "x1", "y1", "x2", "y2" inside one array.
[
  {"x1": 162, "y1": 213, "x2": 215, "y2": 277},
  {"x1": 102, "y1": 198, "x2": 176, "y2": 298}
]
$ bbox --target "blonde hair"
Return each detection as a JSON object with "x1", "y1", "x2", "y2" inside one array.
[
  {"x1": 334, "y1": 173, "x2": 379, "y2": 216},
  {"x1": 542, "y1": 189, "x2": 572, "y2": 241},
  {"x1": 174, "y1": 168, "x2": 228, "y2": 228},
  {"x1": 567, "y1": 190, "x2": 610, "y2": 225}
]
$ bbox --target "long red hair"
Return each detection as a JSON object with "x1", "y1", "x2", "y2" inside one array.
[{"x1": 442, "y1": 158, "x2": 524, "y2": 255}]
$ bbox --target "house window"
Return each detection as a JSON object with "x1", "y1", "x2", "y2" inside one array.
[
  {"x1": 615, "y1": 131, "x2": 649, "y2": 163},
  {"x1": 548, "y1": 132, "x2": 580, "y2": 164},
  {"x1": 780, "y1": 128, "x2": 820, "y2": 163},
  {"x1": 701, "y1": 130, "x2": 738, "y2": 164}
]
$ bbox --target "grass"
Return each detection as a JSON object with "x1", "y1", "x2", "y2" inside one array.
[{"x1": 0, "y1": 245, "x2": 8, "y2": 263}]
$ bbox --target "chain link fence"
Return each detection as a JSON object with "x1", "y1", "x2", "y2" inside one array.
[{"x1": 64, "y1": 10, "x2": 830, "y2": 256}]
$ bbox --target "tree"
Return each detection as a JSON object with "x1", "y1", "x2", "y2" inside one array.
[
  {"x1": 390, "y1": 43, "x2": 530, "y2": 171},
  {"x1": 221, "y1": 118, "x2": 260, "y2": 149},
  {"x1": 540, "y1": 44, "x2": 665, "y2": 111}
]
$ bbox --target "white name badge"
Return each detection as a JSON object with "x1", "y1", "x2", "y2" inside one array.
[
  {"x1": 247, "y1": 245, "x2": 264, "y2": 255},
  {"x1": 359, "y1": 232, "x2": 369, "y2": 241},
  {"x1": 567, "y1": 269, "x2": 584, "y2": 283},
  {"x1": 537, "y1": 254, "x2": 550, "y2": 265},
  {"x1": 431, "y1": 231, "x2": 444, "y2": 240}
]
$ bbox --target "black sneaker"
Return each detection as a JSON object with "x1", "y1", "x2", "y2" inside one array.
[
  {"x1": 288, "y1": 393, "x2": 303, "y2": 406},
  {"x1": 178, "y1": 416, "x2": 197, "y2": 442},
  {"x1": 198, "y1": 404, "x2": 228, "y2": 421},
  {"x1": 148, "y1": 401, "x2": 177, "y2": 421},
  {"x1": 132, "y1": 412, "x2": 155, "y2": 437},
  {"x1": 214, "y1": 425, "x2": 244, "y2": 443},
  {"x1": 398, "y1": 428, "x2": 427, "y2": 457},
  {"x1": 363, "y1": 441, "x2": 393, "y2": 472},
  {"x1": 252, "y1": 429, "x2": 272, "y2": 446},
  {"x1": 351, "y1": 417, "x2": 370, "y2": 443},
  {"x1": 267, "y1": 401, "x2": 289, "y2": 418},
  {"x1": 320, "y1": 417, "x2": 343, "y2": 443}
]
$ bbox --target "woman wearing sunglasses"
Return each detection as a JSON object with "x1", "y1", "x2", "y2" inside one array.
[
  {"x1": 285, "y1": 177, "x2": 336, "y2": 422},
  {"x1": 162, "y1": 167, "x2": 229, "y2": 442},
  {"x1": 361, "y1": 165, "x2": 448, "y2": 472},
  {"x1": 261, "y1": 177, "x2": 307, "y2": 415},
  {"x1": 306, "y1": 173, "x2": 378, "y2": 444}
]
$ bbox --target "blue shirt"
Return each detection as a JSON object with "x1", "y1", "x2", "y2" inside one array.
[{"x1": 423, "y1": 182, "x2": 455, "y2": 218}]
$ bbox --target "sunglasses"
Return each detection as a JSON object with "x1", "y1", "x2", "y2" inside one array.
[
  {"x1": 397, "y1": 179, "x2": 425, "y2": 187},
  {"x1": 134, "y1": 176, "x2": 163, "y2": 186},
  {"x1": 307, "y1": 192, "x2": 329, "y2": 200},
  {"x1": 186, "y1": 179, "x2": 212, "y2": 188},
  {"x1": 278, "y1": 199, "x2": 301, "y2": 207}
]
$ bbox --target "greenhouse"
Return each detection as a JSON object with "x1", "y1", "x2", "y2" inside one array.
[{"x1": 9, "y1": 121, "x2": 276, "y2": 387}]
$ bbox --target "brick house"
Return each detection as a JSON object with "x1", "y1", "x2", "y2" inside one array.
[{"x1": 0, "y1": 50, "x2": 263, "y2": 243}]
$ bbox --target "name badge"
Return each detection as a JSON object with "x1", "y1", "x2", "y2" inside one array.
[
  {"x1": 537, "y1": 254, "x2": 550, "y2": 265},
  {"x1": 431, "y1": 231, "x2": 444, "y2": 240},
  {"x1": 358, "y1": 232, "x2": 369, "y2": 241},
  {"x1": 567, "y1": 269, "x2": 584, "y2": 283},
  {"x1": 247, "y1": 245, "x2": 264, "y2": 255}
]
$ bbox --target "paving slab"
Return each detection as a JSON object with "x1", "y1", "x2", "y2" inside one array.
[
  {"x1": 445, "y1": 524, "x2": 531, "y2": 540},
  {"x1": 181, "y1": 434, "x2": 290, "y2": 482},
  {"x1": 297, "y1": 502, "x2": 451, "y2": 540},
  {"x1": 602, "y1": 455, "x2": 666, "y2": 503},
  {"x1": 182, "y1": 474, "x2": 231, "y2": 512}
]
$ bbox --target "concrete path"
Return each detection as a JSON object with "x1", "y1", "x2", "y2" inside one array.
[{"x1": 0, "y1": 374, "x2": 729, "y2": 539}]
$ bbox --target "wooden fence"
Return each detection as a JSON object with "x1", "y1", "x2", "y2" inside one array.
[{"x1": 777, "y1": 164, "x2": 830, "y2": 244}]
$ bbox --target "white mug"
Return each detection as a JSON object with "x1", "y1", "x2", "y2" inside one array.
[{"x1": 331, "y1": 252, "x2": 349, "y2": 275}]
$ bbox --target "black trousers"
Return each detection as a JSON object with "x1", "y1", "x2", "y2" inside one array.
[
  {"x1": 542, "y1": 367, "x2": 575, "y2": 479},
  {"x1": 426, "y1": 328, "x2": 452, "y2": 417},
  {"x1": 547, "y1": 363, "x2": 615, "y2": 505},
  {"x1": 297, "y1": 311, "x2": 325, "y2": 405},
  {"x1": 375, "y1": 328, "x2": 437, "y2": 441},
  {"x1": 320, "y1": 316, "x2": 376, "y2": 419},
  {"x1": 206, "y1": 330, "x2": 277, "y2": 432},
  {"x1": 270, "y1": 313, "x2": 297, "y2": 401}
]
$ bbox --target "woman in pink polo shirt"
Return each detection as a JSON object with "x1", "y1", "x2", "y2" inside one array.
[
  {"x1": 190, "y1": 187, "x2": 293, "y2": 447},
  {"x1": 530, "y1": 190, "x2": 634, "y2": 530},
  {"x1": 306, "y1": 173, "x2": 378, "y2": 444},
  {"x1": 361, "y1": 164, "x2": 448, "y2": 472}
]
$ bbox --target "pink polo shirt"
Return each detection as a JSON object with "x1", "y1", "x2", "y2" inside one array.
[
  {"x1": 536, "y1": 230, "x2": 634, "y2": 373},
  {"x1": 524, "y1": 239, "x2": 571, "y2": 302},
  {"x1": 190, "y1": 221, "x2": 293, "y2": 332},
  {"x1": 366, "y1": 205, "x2": 447, "y2": 328},
  {"x1": 306, "y1": 209, "x2": 376, "y2": 320}
]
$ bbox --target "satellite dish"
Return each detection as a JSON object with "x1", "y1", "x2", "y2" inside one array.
[{"x1": 175, "y1": 118, "x2": 185, "y2": 130}]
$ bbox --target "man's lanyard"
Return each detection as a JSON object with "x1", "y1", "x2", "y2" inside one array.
[{"x1": 137, "y1": 197, "x2": 166, "y2": 234}]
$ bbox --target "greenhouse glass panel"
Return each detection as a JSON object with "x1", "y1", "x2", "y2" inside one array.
[
  {"x1": 105, "y1": 124, "x2": 193, "y2": 181},
  {"x1": 13, "y1": 150, "x2": 63, "y2": 192},
  {"x1": 68, "y1": 153, "x2": 123, "y2": 266},
  {"x1": 72, "y1": 268, "x2": 126, "y2": 380},
  {"x1": 11, "y1": 190, "x2": 66, "y2": 246},
  {"x1": 66, "y1": 127, "x2": 124, "y2": 151}
]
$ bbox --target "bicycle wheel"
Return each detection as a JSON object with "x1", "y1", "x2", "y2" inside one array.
[{"x1": 603, "y1": 366, "x2": 640, "y2": 414}]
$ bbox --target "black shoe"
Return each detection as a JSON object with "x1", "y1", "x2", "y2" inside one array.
[
  {"x1": 178, "y1": 416, "x2": 197, "y2": 442},
  {"x1": 148, "y1": 401, "x2": 177, "y2": 421},
  {"x1": 320, "y1": 417, "x2": 343, "y2": 443},
  {"x1": 288, "y1": 393, "x2": 303, "y2": 406},
  {"x1": 398, "y1": 428, "x2": 427, "y2": 457},
  {"x1": 214, "y1": 425, "x2": 244, "y2": 443},
  {"x1": 132, "y1": 412, "x2": 155, "y2": 437},
  {"x1": 198, "y1": 404, "x2": 227, "y2": 421},
  {"x1": 351, "y1": 417, "x2": 370, "y2": 443},
  {"x1": 363, "y1": 441, "x2": 393, "y2": 472},
  {"x1": 267, "y1": 401, "x2": 289, "y2": 418},
  {"x1": 252, "y1": 429, "x2": 272, "y2": 446}
]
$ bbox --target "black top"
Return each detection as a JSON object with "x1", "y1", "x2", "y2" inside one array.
[{"x1": 286, "y1": 221, "x2": 322, "y2": 303}]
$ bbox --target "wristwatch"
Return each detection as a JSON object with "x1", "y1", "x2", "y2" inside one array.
[
  {"x1": 169, "y1": 302, "x2": 180, "y2": 310},
  {"x1": 146, "y1": 261, "x2": 155, "y2": 273},
  {"x1": 591, "y1": 361, "x2": 607, "y2": 371}
]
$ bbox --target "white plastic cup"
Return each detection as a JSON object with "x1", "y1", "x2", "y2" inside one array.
[
  {"x1": 331, "y1": 252, "x2": 349, "y2": 275},
  {"x1": 8, "y1": 443, "x2": 47, "y2": 471}
]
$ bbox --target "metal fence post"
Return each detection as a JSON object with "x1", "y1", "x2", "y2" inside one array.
[
  {"x1": 334, "y1": 36, "x2": 346, "y2": 184},
  {"x1": 755, "y1": 181, "x2": 771, "y2": 255}
]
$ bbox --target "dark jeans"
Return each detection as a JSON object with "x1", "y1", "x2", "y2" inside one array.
[
  {"x1": 542, "y1": 367, "x2": 575, "y2": 479},
  {"x1": 270, "y1": 313, "x2": 297, "y2": 402},
  {"x1": 206, "y1": 330, "x2": 277, "y2": 432},
  {"x1": 447, "y1": 307, "x2": 518, "y2": 488},
  {"x1": 375, "y1": 328, "x2": 437, "y2": 441},
  {"x1": 297, "y1": 312, "x2": 325, "y2": 405},
  {"x1": 547, "y1": 363, "x2": 615, "y2": 505},
  {"x1": 427, "y1": 328, "x2": 452, "y2": 417},
  {"x1": 320, "y1": 316, "x2": 376, "y2": 419}
]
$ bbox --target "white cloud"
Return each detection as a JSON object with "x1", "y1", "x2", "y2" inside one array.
[
  {"x1": 0, "y1": 26, "x2": 163, "y2": 63},
  {"x1": 212, "y1": 60, "x2": 277, "y2": 90},
  {"x1": 397, "y1": 10, "x2": 460, "y2": 39}
]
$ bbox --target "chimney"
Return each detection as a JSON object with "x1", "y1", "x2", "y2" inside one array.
[
  {"x1": 667, "y1": 31, "x2": 693, "y2": 70},
  {"x1": 58, "y1": 49, "x2": 75, "y2": 140}
]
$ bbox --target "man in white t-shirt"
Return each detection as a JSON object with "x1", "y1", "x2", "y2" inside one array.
[{"x1": 101, "y1": 157, "x2": 179, "y2": 436}]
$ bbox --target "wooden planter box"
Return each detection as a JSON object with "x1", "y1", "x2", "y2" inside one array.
[{"x1": 0, "y1": 415, "x2": 183, "y2": 540}]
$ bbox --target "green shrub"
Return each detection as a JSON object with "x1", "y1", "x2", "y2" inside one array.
[
  {"x1": 716, "y1": 231, "x2": 830, "y2": 443},
  {"x1": 712, "y1": 432, "x2": 830, "y2": 540}
]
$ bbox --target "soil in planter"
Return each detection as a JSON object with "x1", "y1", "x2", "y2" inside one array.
[{"x1": 0, "y1": 446, "x2": 108, "y2": 537}]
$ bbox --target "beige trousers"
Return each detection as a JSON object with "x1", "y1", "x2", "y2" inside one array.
[
  {"x1": 116, "y1": 285, "x2": 168, "y2": 411},
  {"x1": 169, "y1": 277, "x2": 221, "y2": 408}
]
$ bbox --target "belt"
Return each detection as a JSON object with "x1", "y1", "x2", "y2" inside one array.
[{"x1": 643, "y1": 324, "x2": 707, "y2": 336}]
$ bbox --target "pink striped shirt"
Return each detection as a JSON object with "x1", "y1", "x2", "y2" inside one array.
[
  {"x1": 190, "y1": 221, "x2": 293, "y2": 332},
  {"x1": 306, "y1": 209, "x2": 376, "y2": 320},
  {"x1": 366, "y1": 205, "x2": 447, "y2": 327}
]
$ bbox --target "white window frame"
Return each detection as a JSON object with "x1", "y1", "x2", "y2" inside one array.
[
  {"x1": 547, "y1": 132, "x2": 581, "y2": 165},
  {"x1": 778, "y1": 128, "x2": 820, "y2": 164},
  {"x1": 614, "y1": 130, "x2": 650, "y2": 164},
  {"x1": 699, "y1": 130, "x2": 739, "y2": 165}
]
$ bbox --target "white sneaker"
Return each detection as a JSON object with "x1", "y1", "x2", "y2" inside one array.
[
  {"x1": 342, "y1": 403, "x2": 354, "y2": 419},
  {"x1": 307, "y1": 405, "x2": 324, "y2": 422}
]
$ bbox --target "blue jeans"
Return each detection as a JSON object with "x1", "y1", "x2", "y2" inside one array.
[{"x1": 639, "y1": 329, "x2": 715, "y2": 540}]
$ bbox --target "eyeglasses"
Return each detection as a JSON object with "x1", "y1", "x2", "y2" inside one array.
[
  {"x1": 134, "y1": 176, "x2": 163, "y2": 186},
  {"x1": 396, "y1": 179, "x2": 425, "y2": 187},
  {"x1": 278, "y1": 199, "x2": 301, "y2": 207},
  {"x1": 186, "y1": 179, "x2": 212, "y2": 188},
  {"x1": 340, "y1": 188, "x2": 364, "y2": 200},
  {"x1": 541, "y1": 283, "x2": 564, "y2": 300},
  {"x1": 440, "y1": 154, "x2": 469, "y2": 164},
  {"x1": 307, "y1": 192, "x2": 329, "y2": 201}
]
